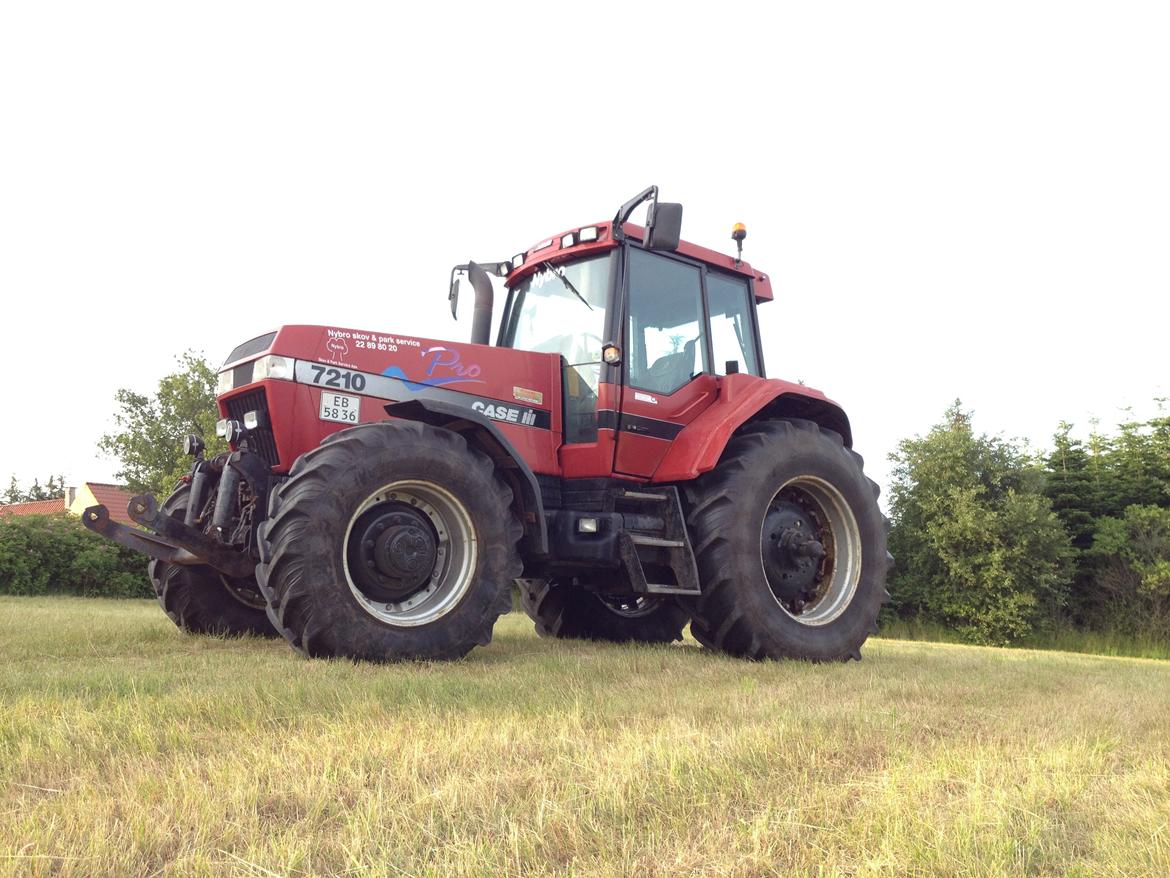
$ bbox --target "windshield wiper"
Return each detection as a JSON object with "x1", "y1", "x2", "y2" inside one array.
[{"x1": 541, "y1": 261, "x2": 593, "y2": 311}]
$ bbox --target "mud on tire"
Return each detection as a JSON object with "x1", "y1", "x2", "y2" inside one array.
[
  {"x1": 148, "y1": 485, "x2": 277, "y2": 638},
  {"x1": 520, "y1": 579, "x2": 688, "y2": 644},
  {"x1": 683, "y1": 418, "x2": 891, "y2": 661},
  {"x1": 257, "y1": 421, "x2": 522, "y2": 662}
]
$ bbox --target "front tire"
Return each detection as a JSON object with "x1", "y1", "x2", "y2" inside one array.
[
  {"x1": 683, "y1": 419, "x2": 890, "y2": 661},
  {"x1": 148, "y1": 485, "x2": 277, "y2": 638},
  {"x1": 520, "y1": 580, "x2": 689, "y2": 643},
  {"x1": 257, "y1": 422, "x2": 522, "y2": 662}
]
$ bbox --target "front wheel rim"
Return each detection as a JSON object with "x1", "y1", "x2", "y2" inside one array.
[
  {"x1": 759, "y1": 476, "x2": 862, "y2": 626},
  {"x1": 218, "y1": 574, "x2": 267, "y2": 609},
  {"x1": 342, "y1": 480, "x2": 477, "y2": 627}
]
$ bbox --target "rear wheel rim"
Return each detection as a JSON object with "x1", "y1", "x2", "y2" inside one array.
[
  {"x1": 760, "y1": 476, "x2": 862, "y2": 626},
  {"x1": 342, "y1": 480, "x2": 477, "y2": 627},
  {"x1": 597, "y1": 594, "x2": 661, "y2": 619}
]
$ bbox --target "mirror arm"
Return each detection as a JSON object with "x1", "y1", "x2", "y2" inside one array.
[
  {"x1": 449, "y1": 260, "x2": 512, "y2": 321},
  {"x1": 612, "y1": 185, "x2": 659, "y2": 242}
]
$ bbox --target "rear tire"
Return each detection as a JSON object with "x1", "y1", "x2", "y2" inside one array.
[
  {"x1": 148, "y1": 485, "x2": 277, "y2": 638},
  {"x1": 520, "y1": 580, "x2": 688, "y2": 643},
  {"x1": 257, "y1": 422, "x2": 522, "y2": 662},
  {"x1": 683, "y1": 419, "x2": 890, "y2": 661}
]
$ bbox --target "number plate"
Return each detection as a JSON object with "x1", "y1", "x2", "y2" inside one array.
[{"x1": 319, "y1": 392, "x2": 361, "y2": 424}]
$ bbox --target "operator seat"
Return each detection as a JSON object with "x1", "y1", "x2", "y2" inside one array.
[{"x1": 643, "y1": 338, "x2": 697, "y2": 394}]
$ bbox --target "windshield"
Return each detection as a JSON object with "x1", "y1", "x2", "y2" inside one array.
[{"x1": 501, "y1": 252, "x2": 612, "y2": 365}]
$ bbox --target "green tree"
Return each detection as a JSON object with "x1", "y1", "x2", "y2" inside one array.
[
  {"x1": 98, "y1": 351, "x2": 227, "y2": 499},
  {"x1": 1043, "y1": 403, "x2": 1170, "y2": 633},
  {"x1": 887, "y1": 401, "x2": 1074, "y2": 645},
  {"x1": 1043, "y1": 423, "x2": 1102, "y2": 623},
  {"x1": 1103, "y1": 406, "x2": 1170, "y2": 514},
  {"x1": 2, "y1": 475, "x2": 67, "y2": 504},
  {"x1": 1045, "y1": 422, "x2": 1101, "y2": 545},
  {"x1": 1088, "y1": 505, "x2": 1170, "y2": 634}
]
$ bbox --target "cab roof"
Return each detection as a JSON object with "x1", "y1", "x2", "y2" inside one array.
[{"x1": 506, "y1": 220, "x2": 774, "y2": 303}]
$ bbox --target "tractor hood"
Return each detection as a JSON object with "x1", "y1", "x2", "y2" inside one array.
[{"x1": 217, "y1": 325, "x2": 562, "y2": 432}]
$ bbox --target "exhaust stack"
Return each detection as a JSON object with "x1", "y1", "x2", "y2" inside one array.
[{"x1": 467, "y1": 261, "x2": 494, "y2": 346}]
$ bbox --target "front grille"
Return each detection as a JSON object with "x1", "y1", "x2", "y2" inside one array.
[{"x1": 224, "y1": 390, "x2": 280, "y2": 467}]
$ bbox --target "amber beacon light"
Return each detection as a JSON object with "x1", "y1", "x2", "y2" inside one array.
[{"x1": 732, "y1": 222, "x2": 747, "y2": 266}]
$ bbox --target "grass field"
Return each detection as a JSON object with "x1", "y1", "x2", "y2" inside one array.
[
  {"x1": 2, "y1": 597, "x2": 1168, "y2": 877},
  {"x1": 878, "y1": 618, "x2": 1170, "y2": 662}
]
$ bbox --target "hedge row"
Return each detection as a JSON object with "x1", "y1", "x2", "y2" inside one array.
[{"x1": 0, "y1": 513, "x2": 152, "y2": 598}]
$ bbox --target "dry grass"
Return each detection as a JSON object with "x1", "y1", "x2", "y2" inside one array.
[{"x1": 1, "y1": 596, "x2": 1168, "y2": 877}]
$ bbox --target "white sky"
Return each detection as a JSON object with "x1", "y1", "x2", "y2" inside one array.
[{"x1": 1, "y1": 2, "x2": 1167, "y2": 499}]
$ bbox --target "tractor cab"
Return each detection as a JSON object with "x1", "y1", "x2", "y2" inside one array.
[{"x1": 453, "y1": 186, "x2": 774, "y2": 477}]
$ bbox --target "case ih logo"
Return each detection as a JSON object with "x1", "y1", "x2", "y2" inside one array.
[
  {"x1": 382, "y1": 346, "x2": 484, "y2": 392},
  {"x1": 325, "y1": 337, "x2": 350, "y2": 358}
]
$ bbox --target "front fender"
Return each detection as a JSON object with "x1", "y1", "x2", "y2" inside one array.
[{"x1": 384, "y1": 399, "x2": 549, "y2": 555}]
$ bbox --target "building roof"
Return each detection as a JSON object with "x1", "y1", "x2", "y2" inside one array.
[
  {"x1": 81, "y1": 483, "x2": 137, "y2": 526},
  {"x1": 0, "y1": 498, "x2": 66, "y2": 517},
  {"x1": 0, "y1": 483, "x2": 139, "y2": 527}
]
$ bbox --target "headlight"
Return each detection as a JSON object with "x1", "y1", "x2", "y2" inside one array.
[
  {"x1": 252, "y1": 355, "x2": 294, "y2": 382},
  {"x1": 216, "y1": 354, "x2": 295, "y2": 395}
]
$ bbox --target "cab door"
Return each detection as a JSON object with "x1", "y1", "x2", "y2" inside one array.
[{"x1": 613, "y1": 248, "x2": 719, "y2": 478}]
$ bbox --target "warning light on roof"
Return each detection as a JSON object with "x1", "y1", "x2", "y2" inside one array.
[{"x1": 732, "y1": 223, "x2": 747, "y2": 266}]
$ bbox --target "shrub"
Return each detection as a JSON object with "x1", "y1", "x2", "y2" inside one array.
[
  {"x1": 887, "y1": 402, "x2": 1074, "y2": 645},
  {"x1": 0, "y1": 514, "x2": 151, "y2": 598}
]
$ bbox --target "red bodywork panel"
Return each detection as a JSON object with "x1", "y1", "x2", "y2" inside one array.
[{"x1": 217, "y1": 325, "x2": 564, "y2": 476}]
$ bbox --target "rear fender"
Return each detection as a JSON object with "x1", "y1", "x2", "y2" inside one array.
[
  {"x1": 651, "y1": 373, "x2": 852, "y2": 482},
  {"x1": 384, "y1": 399, "x2": 549, "y2": 555}
]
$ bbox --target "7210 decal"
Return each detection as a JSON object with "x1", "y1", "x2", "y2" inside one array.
[{"x1": 307, "y1": 364, "x2": 367, "y2": 392}]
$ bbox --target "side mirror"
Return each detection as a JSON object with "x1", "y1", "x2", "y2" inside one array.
[
  {"x1": 448, "y1": 273, "x2": 460, "y2": 318},
  {"x1": 646, "y1": 202, "x2": 683, "y2": 251}
]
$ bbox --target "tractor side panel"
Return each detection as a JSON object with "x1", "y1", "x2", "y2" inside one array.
[
  {"x1": 612, "y1": 374, "x2": 719, "y2": 479},
  {"x1": 560, "y1": 380, "x2": 630, "y2": 481},
  {"x1": 219, "y1": 324, "x2": 563, "y2": 477}
]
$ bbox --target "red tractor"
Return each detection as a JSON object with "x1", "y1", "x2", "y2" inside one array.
[{"x1": 85, "y1": 187, "x2": 890, "y2": 662}]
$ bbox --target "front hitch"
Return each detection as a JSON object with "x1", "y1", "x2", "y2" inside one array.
[
  {"x1": 126, "y1": 493, "x2": 257, "y2": 579},
  {"x1": 81, "y1": 504, "x2": 204, "y2": 567},
  {"x1": 81, "y1": 493, "x2": 257, "y2": 580}
]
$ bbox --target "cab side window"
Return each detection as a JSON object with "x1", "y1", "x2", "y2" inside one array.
[
  {"x1": 706, "y1": 273, "x2": 760, "y2": 376},
  {"x1": 626, "y1": 249, "x2": 707, "y2": 394}
]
